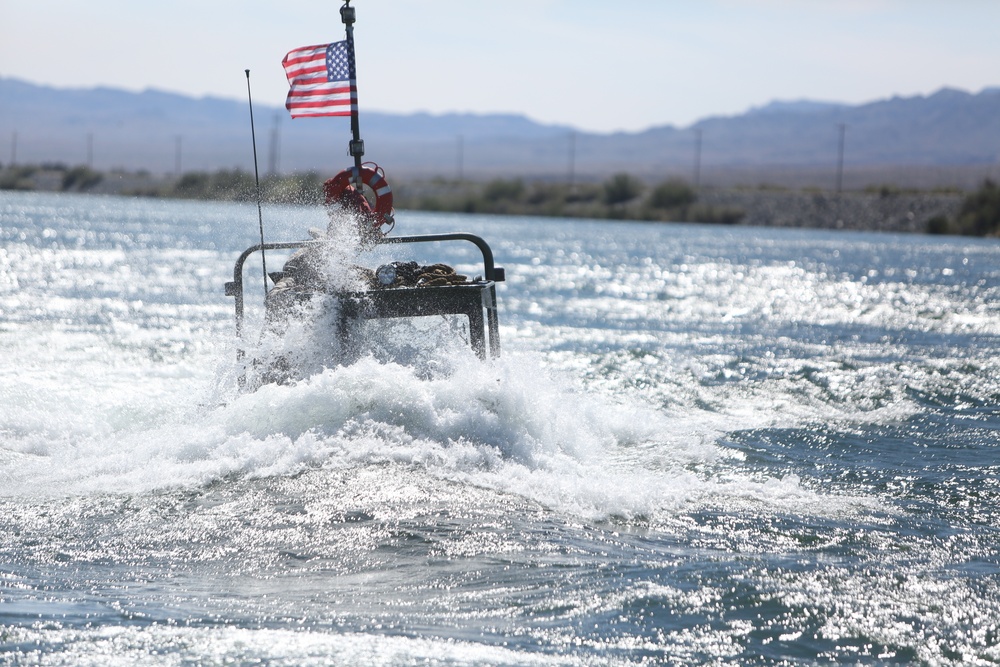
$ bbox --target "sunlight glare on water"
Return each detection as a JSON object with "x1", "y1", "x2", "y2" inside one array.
[{"x1": 2, "y1": 192, "x2": 1000, "y2": 665}]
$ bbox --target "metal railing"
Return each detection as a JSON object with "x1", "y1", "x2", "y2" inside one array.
[{"x1": 225, "y1": 232, "x2": 505, "y2": 364}]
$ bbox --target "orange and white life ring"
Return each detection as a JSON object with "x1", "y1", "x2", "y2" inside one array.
[{"x1": 323, "y1": 164, "x2": 395, "y2": 232}]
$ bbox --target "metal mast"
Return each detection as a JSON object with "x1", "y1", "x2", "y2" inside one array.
[{"x1": 341, "y1": 0, "x2": 364, "y2": 189}]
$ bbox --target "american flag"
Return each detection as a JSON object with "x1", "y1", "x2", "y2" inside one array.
[{"x1": 282, "y1": 40, "x2": 357, "y2": 118}]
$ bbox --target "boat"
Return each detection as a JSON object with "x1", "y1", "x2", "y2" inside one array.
[
  {"x1": 224, "y1": 212, "x2": 505, "y2": 387},
  {"x1": 225, "y1": 1, "x2": 504, "y2": 388}
]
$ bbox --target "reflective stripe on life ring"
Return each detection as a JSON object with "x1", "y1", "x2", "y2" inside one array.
[{"x1": 323, "y1": 164, "x2": 395, "y2": 231}]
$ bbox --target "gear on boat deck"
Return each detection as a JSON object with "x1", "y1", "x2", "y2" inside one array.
[{"x1": 225, "y1": 232, "x2": 505, "y2": 385}]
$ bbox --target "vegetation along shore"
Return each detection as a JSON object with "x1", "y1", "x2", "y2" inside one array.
[{"x1": 2, "y1": 162, "x2": 998, "y2": 237}]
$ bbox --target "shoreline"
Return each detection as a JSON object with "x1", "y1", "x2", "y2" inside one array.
[
  {"x1": 696, "y1": 188, "x2": 962, "y2": 234},
  {"x1": 0, "y1": 164, "x2": 978, "y2": 235}
]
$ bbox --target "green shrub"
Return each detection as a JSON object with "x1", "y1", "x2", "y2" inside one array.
[
  {"x1": 0, "y1": 165, "x2": 38, "y2": 191},
  {"x1": 483, "y1": 178, "x2": 524, "y2": 203},
  {"x1": 525, "y1": 182, "x2": 566, "y2": 206},
  {"x1": 954, "y1": 179, "x2": 1000, "y2": 236},
  {"x1": 169, "y1": 169, "x2": 255, "y2": 200},
  {"x1": 565, "y1": 185, "x2": 601, "y2": 203},
  {"x1": 263, "y1": 171, "x2": 323, "y2": 205},
  {"x1": 686, "y1": 205, "x2": 745, "y2": 225},
  {"x1": 210, "y1": 169, "x2": 255, "y2": 201},
  {"x1": 649, "y1": 179, "x2": 696, "y2": 209},
  {"x1": 603, "y1": 173, "x2": 644, "y2": 205},
  {"x1": 462, "y1": 197, "x2": 480, "y2": 214},
  {"x1": 61, "y1": 165, "x2": 103, "y2": 191},
  {"x1": 864, "y1": 184, "x2": 903, "y2": 198},
  {"x1": 925, "y1": 215, "x2": 952, "y2": 235},
  {"x1": 174, "y1": 171, "x2": 211, "y2": 198}
]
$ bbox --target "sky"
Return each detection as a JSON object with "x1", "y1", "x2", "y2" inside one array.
[{"x1": 2, "y1": 0, "x2": 1000, "y2": 134}]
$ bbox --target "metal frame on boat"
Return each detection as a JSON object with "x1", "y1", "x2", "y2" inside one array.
[{"x1": 225, "y1": 232, "x2": 505, "y2": 367}]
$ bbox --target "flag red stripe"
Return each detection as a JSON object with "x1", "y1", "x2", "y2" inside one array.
[
  {"x1": 289, "y1": 111, "x2": 353, "y2": 118},
  {"x1": 287, "y1": 75, "x2": 347, "y2": 87},
  {"x1": 286, "y1": 95, "x2": 356, "y2": 105},
  {"x1": 287, "y1": 64, "x2": 327, "y2": 78},
  {"x1": 286, "y1": 85, "x2": 355, "y2": 97},
  {"x1": 282, "y1": 45, "x2": 327, "y2": 65},
  {"x1": 286, "y1": 97, "x2": 355, "y2": 105},
  {"x1": 283, "y1": 41, "x2": 358, "y2": 119},
  {"x1": 286, "y1": 94, "x2": 357, "y2": 106}
]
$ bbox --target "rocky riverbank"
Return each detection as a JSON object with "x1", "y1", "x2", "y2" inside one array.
[
  {"x1": 697, "y1": 188, "x2": 963, "y2": 234},
  {"x1": 0, "y1": 163, "x2": 978, "y2": 235}
]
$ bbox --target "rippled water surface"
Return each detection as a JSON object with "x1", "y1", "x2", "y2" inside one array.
[{"x1": 2, "y1": 191, "x2": 999, "y2": 665}]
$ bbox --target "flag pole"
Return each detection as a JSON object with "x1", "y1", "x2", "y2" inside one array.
[
  {"x1": 340, "y1": 0, "x2": 364, "y2": 190},
  {"x1": 245, "y1": 69, "x2": 269, "y2": 295}
]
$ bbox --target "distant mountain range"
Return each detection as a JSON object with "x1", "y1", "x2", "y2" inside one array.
[{"x1": 2, "y1": 77, "x2": 999, "y2": 182}]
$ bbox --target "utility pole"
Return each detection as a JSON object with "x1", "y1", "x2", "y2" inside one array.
[
  {"x1": 568, "y1": 130, "x2": 576, "y2": 190},
  {"x1": 268, "y1": 114, "x2": 281, "y2": 175},
  {"x1": 693, "y1": 128, "x2": 703, "y2": 188},
  {"x1": 835, "y1": 123, "x2": 846, "y2": 193}
]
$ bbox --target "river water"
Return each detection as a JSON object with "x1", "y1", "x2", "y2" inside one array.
[{"x1": 1, "y1": 191, "x2": 999, "y2": 665}]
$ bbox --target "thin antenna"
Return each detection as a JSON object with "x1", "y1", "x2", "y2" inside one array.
[
  {"x1": 568, "y1": 130, "x2": 575, "y2": 190},
  {"x1": 245, "y1": 69, "x2": 268, "y2": 295},
  {"x1": 835, "y1": 123, "x2": 847, "y2": 194},
  {"x1": 693, "y1": 128, "x2": 702, "y2": 189}
]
